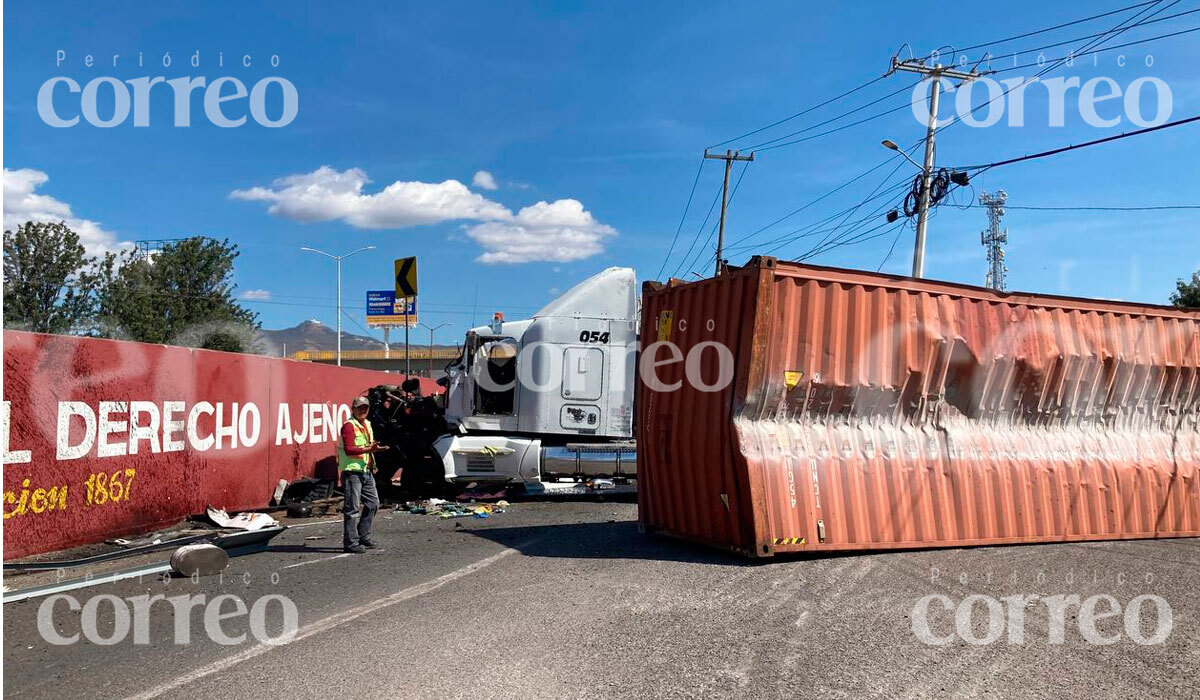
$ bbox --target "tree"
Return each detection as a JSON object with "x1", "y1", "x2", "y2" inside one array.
[
  {"x1": 1171, "y1": 271, "x2": 1200, "y2": 309},
  {"x1": 95, "y1": 237, "x2": 263, "y2": 353},
  {"x1": 2, "y1": 221, "x2": 99, "y2": 334}
]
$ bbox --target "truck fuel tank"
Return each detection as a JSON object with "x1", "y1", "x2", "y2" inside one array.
[{"x1": 542, "y1": 442, "x2": 637, "y2": 480}]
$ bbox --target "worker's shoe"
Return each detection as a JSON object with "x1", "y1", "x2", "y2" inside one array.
[
  {"x1": 360, "y1": 538, "x2": 379, "y2": 549},
  {"x1": 343, "y1": 544, "x2": 367, "y2": 554}
]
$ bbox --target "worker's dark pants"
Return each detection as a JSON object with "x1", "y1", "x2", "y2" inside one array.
[{"x1": 342, "y1": 471, "x2": 379, "y2": 547}]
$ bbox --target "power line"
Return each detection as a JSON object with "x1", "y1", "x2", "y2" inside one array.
[
  {"x1": 976, "y1": 203, "x2": 1200, "y2": 211},
  {"x1": 930, "y1": 0, "x2": 1183, "y2": 141},
  {"x1": 982, "y1": 7, "x2": 1200, "y2": 63},
  {"x1": 961, "y1": 114, "x2": 1200, "y2": 170},
  {"x1": 669, "y1": 179, "x2": 724, "y2": 279},
  {"x1": 756, "y1": 3, "x2": 1194, "y2": 161},
  {"x1": 731, "y1": 155, "x2": 903, "y2": 245},
  {"x1": 741, "y1": 81, "x2": 920, "y2": 151},
  {"x1": 707, "y1": 74, "x2": 888, "y2": 149},
  {"x1": 987, "y1": 22, "x2": 1200, "y2": 75},
  {"x1": 698, "y1": 2, "x2": 1186, "y2": 271},
  {"x1": 797, "y1": 218, "x2": 906, "y2": 261},
  {"x1": 791, "y1": 159, "x2": 910, "y2": 259},
  {"x1": 655, "y1": 158, "x2": 706, "y2": 280},
  {"x1": 705, "y1": 4, "x2": 1196, "y2": 156},
  {"x1": 916, "y1": 0, "x2": 1162, "y2": 60},
  {"x1": 752, "y1": 101, "x2": 916, "y2": 152},
  {"x1": 876, "y1": 0, "x2": 1181, "y2": 275},
  {"x1": 726, "y1": 178, "x2": 911, "y2": 253},
  {"x1": 341, "y1": 309, "x2": 383, "y2": 341},
  {"x1": 877, "y1": 224, "x2": 908, "y2": 271}
]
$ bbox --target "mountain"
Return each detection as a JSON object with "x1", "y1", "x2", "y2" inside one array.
[
  {"x1": 261, "y1": 320, "x2": 385, "y2": 355},
  {"x1": 261, "y1": 320, "x2": 462, "y2": 357}
]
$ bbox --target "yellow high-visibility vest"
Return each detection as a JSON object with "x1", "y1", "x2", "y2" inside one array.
[{"x1": 337, "y1": 418, "x2": 374, "y2": 472}]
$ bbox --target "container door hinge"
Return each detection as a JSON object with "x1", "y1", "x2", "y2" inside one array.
[{"x1": 816, "y1": 519, "x2": 826, "y2": 543}]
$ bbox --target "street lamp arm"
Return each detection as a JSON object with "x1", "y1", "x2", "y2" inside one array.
[
  {"x1": 343, "y1": 245, "x2": 376, "y2": 259},
  {"x1": 895, "y1": 149, "x2": 923, "y2": 171},
  {"x1": 299, "y1": 246, "x2": 338, "y2": 260},
  {"x1": 881, "y1": 140, "x2": 924, "y2": 171}
]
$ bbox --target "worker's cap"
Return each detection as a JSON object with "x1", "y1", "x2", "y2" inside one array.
[{"x1": 351, "y1": 396, "x2": 370, "y2": 408}]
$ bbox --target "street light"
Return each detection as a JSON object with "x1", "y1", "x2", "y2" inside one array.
[
  {"x1": 418, "y1": 322, "x2": 450, "y2": 378},
  {"x1": 881, "y1": 139, "x2": 924, "y2": 171},
  {"x1": 300, "y1": 245, "x2": 376, "y2": 366}
]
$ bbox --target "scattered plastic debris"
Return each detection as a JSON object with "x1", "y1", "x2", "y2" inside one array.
[
  {"x1": 205, "y1": 506, "x2": 279, "y2": 531},
  {"x1": 397, "y1": 500, "x2": 508, "y2": 518},
  {"x1": 108, "y1": 536, "x2": 164, "y2": 548}
]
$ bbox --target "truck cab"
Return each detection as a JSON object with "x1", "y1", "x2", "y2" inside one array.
[{"x1": 436, "y1": 267, "x2": 638, "y2": 488}]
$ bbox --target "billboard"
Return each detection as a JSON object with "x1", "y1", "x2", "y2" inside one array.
[{"x1": 366, "y1": 290, "x2": 417, "y2": 327}]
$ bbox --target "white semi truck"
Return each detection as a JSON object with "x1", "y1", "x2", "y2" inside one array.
[{"x1": 433, "y1": 267, "x2": 638, "y2": 493}]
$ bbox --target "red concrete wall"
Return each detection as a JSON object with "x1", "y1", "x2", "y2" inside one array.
[{"x1": 1, "y1": 331, "x2": 440, "y2": 559}]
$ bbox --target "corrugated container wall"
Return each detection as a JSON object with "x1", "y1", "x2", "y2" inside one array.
[{"x1": 637, "y1": 257, "x2": 1200, "y2": 557}]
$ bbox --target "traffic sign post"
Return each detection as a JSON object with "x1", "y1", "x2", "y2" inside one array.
[
  {"x1": 392, "y1": 258, "x2": 419, "y2": 375},
  {"x1": 394, "y1": 257, "x2": 418, "y2": 297}
]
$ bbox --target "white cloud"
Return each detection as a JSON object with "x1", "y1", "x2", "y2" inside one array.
[
  {"x1": 240, "y1": 289, "x2": 272, "y2": 301},
  {"x1": 3, "y1": 168, "x2": 127, "y2": 257},
  {"x1": 465, "y1": 199, "x2": 617, "y2": 264},
  {"x1": 232, "y1": 166, "x2": 617, "y2": 264},
  {"x1": 230, "y1": 166, "x2": 509, "y2": 228},
  {"x1": 472, "y1": 170, "x2": 498, "y2": 191}
]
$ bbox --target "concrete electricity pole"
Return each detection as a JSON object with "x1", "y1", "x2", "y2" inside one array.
[
  {"x1": 979, "y1": 190, "x2": 1009, "y2": 291},
  {"x1": 887, "y1": 57, "x2": 986, "y2": 278},
  {"x1": 703, "y1": 149, "x2": 754, "y2": 276},
  {"x1": 300, "y1": 245, "x2": 376, "y2": 366}
]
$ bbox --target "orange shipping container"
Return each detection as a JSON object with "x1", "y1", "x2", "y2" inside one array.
[{"x1": 636, "y1": 257, "x2": 1200, "y2": 557}]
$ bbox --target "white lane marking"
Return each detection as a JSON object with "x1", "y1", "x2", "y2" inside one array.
[
  {"x1": 282, "y1": 553, "x2": 351, "y2": 569},
  {"x1": 285, "y1": 518, "x2": 342, "y2": 530},
  {"x1": 123, "y1": 544, "x2": 525, "y2": 700}
]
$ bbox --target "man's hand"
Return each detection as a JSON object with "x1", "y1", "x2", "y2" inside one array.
[{"x1": 368, "y1": 442, "x2": 389, "y2": 452}]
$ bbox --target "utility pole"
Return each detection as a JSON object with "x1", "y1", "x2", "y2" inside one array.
[
  {"x1": 887, "y1": 57, "x2": 987, "y2": 278},
  {"x1": 703, "y1": 148, "x2": 754, "y2": 276},
  {"x1": 979, "y1": 190, "x2": 1009, "y2": 291},
  {"x1": 301, "y1": 245, "x2": 376, "y2": 366},
  {"x1": 419, "y1": 322, "x2": 450, "y2": 377}
]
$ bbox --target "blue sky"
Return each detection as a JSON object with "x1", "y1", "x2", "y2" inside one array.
[{"x1": 5, "y1": 1, "x2": 1199, "y2": 343}]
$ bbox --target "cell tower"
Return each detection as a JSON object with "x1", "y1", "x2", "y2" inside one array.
[{"x1": 979, "y1": 190, "x2": 1008, "y2": 291}]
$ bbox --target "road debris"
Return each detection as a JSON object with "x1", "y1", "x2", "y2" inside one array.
[
  {"x1": 396, "y1": 499, "x2": 508, "y2": 519},
  {"x1": 205, "y1": 506, "x2": 279, "y2": 531},
  {"x1": 169, "y1": 544, "x2": 230, "y2": 577}
]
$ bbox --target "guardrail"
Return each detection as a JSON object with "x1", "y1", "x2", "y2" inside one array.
[{"x1": 291, "y1": 348, "x2": 460, "y2": 361}]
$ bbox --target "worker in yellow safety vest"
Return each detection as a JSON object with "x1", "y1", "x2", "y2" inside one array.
[{"x1": 339, "y1": 396, "x2": 388, "y2": 553}]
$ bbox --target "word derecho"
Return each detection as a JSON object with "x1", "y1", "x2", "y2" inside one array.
[{"x1": 0, "y1": 400, "x2": 350, "y2": 463}]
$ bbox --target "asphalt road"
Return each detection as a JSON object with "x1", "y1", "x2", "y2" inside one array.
[{"x1": 4, "y1": 500, "x2": 1198, "y2": 699}]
